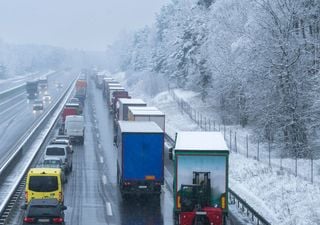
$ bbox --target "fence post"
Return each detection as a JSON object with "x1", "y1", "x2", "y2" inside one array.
[
  {"x1": 223, "y1": 124, "x2": 226, "y2": 139},
  {"x1": 214, "y1": 121, "x2": 216, "y2": 131},
  {"x1": 209, "y1": 120, "x2": 211, "y2": 131},
  {"x1": 257, "y1": 139, "x2": 259, "y2": 161},
  {"x1": 295, "y1": 156, "x2": 298, "y2": 177},
  {"x1": 200, "y1": 114, "x2": 203, "y2": 129},
  {"x1": 205, "y1": 117, "x2": 207, "y2": 131},
  {"x1": 229, "y1": 130, "x2": 232, "y2": 151},
  {"x1": 234, "y1": 132, "x2": 237, "y2": 152},
  {"x1": 246, "y1": 134, "x2": 249, "y2": 158},
  {"x1": 311, "y1": 156, "x2": 313, "y2": 184},
  {"x1": 268, "y1": 140, "x2": 271, "y2": 167}
]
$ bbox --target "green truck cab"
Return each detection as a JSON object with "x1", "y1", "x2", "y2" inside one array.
[{"x1": 171, "y1": 131, "x2": 229, "y2": 225}]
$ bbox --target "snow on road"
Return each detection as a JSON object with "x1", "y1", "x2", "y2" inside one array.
[{"x1": 114, "y1": 71, "x2": 320, "y2": 225}]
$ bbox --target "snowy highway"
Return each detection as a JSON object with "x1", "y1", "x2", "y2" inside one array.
[
  {"x1": 0, "y1": 71, "x2": 74, "y2": 168},
  {"x1": 61, "y1": 79, "x2": 174, "y2": 225}
]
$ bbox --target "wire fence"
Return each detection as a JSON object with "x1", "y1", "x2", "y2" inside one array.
[{"x1": 169, "y1": 89, "x2": 319, "y2": 184}]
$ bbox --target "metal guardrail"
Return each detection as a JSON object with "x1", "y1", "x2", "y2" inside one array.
[
  {"x1": 0, "y1": 78, "x2": 76, "y2": 225},
  {"x1": 164, "y1": 134, "x2": 271, "y2": 225},
  {"x1": 229, "y1": 189, "x2": 271, "y2": 225}
]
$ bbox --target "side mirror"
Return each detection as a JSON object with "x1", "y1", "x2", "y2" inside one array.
[
  {"x1": 61, "y1": 206, "x2": 67, "y2": 210},
  {"x1": 113, "y1": 135, "x2": 117, "y2": 146},
  {"x1": 169, "y1": 148, "x2": 173, "y2": 160},
  {"x1": 21, "y1": 204, "x2": 27, "y2": 210}
]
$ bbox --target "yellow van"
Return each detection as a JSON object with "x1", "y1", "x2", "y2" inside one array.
[{"x1": 25, "y1": 168, "x2": 63, "y2": 204}]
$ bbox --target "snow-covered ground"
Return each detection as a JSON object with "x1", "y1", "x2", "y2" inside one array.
[{"x1": 114, "y1": 71, "x2": 320, "y2": 225}]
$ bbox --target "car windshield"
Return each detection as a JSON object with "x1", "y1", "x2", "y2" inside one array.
[
  {"x1": 46, "y1": 147, "x2": 65, "y2": 156},
  {"x1": 29, "y1": 176, "x2": 58, "y2": 192},
  {"x1": 28, "y1": 205, "x2": 60, "y2": 217}
]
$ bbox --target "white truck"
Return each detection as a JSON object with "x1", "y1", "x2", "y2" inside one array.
[
  {"x1": 128, "y1": 107, "x2": 165, "y2": 131},
  {"x1": 117, "y1": 98, "x2": 147, "y2": 121},
  {"x1": 65, "y1": 115, "x2": 85, "y2": 144}
]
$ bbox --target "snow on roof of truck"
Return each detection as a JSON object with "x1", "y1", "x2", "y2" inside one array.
[
  {"x1": 109, "y1": 86, "x2": 124, "y2": 90},
  {"x1": 128, "y1": 106, "x2": 159, "y2": 111},
  {"x1": 175, "y1": 132, "x2": 228, "y2": 151},
  {"x1": 118, "y1": 98, "x2": 146, "y2": 105},
  {"x1": 119, "y1": 121, "x2": 163, "y2": 133},
  {"x1": 129, "y1": 108, "x2": 164, "y2": 116},
  {"x1": 108, "y1": 83, "x2": 121, "y2": 86}
]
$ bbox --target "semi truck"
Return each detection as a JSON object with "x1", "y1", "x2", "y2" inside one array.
[
  {"x1": 107, "y1": 86, "x2": 125, "y2": 107},
  {"x1": 115, "y1": 121, "x2": 164, "y2": 198},
  {"x1": 128, "y1": 107, "x2": 165, "y2": 131},
  {"x1": 26, "y1": 81, "x2": 39, "y2": 100},
  {"x1": 75, "y1": 79, "x2": 87, "y2": 105},
  {"x1": 102, "y1": 78, "x2": 118, "y2": 98},
  {"x1": 111, "y1": 91, "x2": 130, "y2": 115},
  {"x1": 170, "y1": 131, "x2": 229, "y2": 225},
  {"x1": 117, "y1": 98, "x2": 147, "y2": 121},
  {"x1": 38, "y1": 77, "x2": 48, "y2": 92}
]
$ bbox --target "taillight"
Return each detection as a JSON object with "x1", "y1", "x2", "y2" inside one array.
[
  {"x1": 59, "y1": 192, "x2": 63, "y2": 202},
  {"x1": 124, "y1": 182, "x2": 131, "y2": 186},
  {"x1": 53, "y1": 217, "x2": 64, "y2": 223},
  {"x1": 177, "y1": 194, "x2": 181, "y2": 209},
  {"x1": 23, "y1": 217, "x2": 35, "y2": 223},
  {"x1": 221, "y1": 194, "x2": 226, "y2": 209}
]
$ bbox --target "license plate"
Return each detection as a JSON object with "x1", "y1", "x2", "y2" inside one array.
[
  {"x1": 38, "y1": 219, "x2": 50, "y2": 222},
  {"x1": 138, "y1": 185, "x2": 147, "y2": 189}
]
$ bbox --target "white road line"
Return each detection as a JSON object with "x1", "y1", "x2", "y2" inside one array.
[
  {"x1": 96, "y1": 133, "x2": 100, "y2": 138},
  {"x1": 98, "y1": 144, "x2": 102, "y2": 149},
  {"x1": 100, "y1": 156, "x2": 104, "y2": 164},
  {"x1": 102, "y1": 175, "x2": 107, "y2": 185},
  {"x1": 106, "y1": 202, "x2": 113, "y2": 216}
]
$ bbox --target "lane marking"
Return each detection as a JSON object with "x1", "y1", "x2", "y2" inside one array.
[
  {"x1": 106, "y1": 202, "x2": 113, "y2": 216},
  {"x1": 100, "y1": 156, "x2": 104, "y2": 164},
  {"x1": 102, "y1": 175, "x2": 107, "y2": 185},
  {"x1": 96, "y1": 133, "x2": 100, "y2": 138},
  {"x1": 98, "y1": 144, "x2": 102, "y2": 149}
]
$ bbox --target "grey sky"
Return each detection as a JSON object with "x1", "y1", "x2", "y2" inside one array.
[{"x1": 0, "y1": 0, "x2": 171, "y2": 51}]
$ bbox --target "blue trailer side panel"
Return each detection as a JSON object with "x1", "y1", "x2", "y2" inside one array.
[{"x1": 122, "y1": 133, "x2": 164, "y2": 181}]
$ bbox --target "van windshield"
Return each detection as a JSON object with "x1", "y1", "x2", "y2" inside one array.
[
  {"x1": 46, "y1": 147, "x2": 65, "y2": 156},
  {"x1": 29, "y1": 176, "x2": 58, "y2": 192}
]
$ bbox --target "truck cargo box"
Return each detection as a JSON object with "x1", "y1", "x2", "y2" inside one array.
[
  {"x1": 172, "y1": 132, "x2": 229, "y2": 225},
  {"x1": 128, "y1": 107, "x2": 165, "y2": 131},
  {"x1": 107, "y1": 86, "x2": 125, "y2": 106},
  {"x1": 116, "y1": 121, "x2": 164, "y2": 196},
  {"x1": 118, "y1": 98, "x2": 147, "y2": 121}
]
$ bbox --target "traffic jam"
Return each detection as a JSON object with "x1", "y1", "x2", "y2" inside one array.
[{"x1": 21, "y1": 73, "x2": 229, "y2": 225}]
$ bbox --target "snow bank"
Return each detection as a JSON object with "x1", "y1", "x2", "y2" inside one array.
[{"x1": 115, "y1": 70, "x2": 320, "y2": 225}]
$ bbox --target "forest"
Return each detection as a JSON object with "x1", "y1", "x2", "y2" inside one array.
[{"x1": 106, "y1": 0, "x2": 320, "y2": 158}]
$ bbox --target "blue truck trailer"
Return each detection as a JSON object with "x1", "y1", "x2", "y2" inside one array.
[{"x1": 115, "y1": 121, "x2": 164, "y2": 198}]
